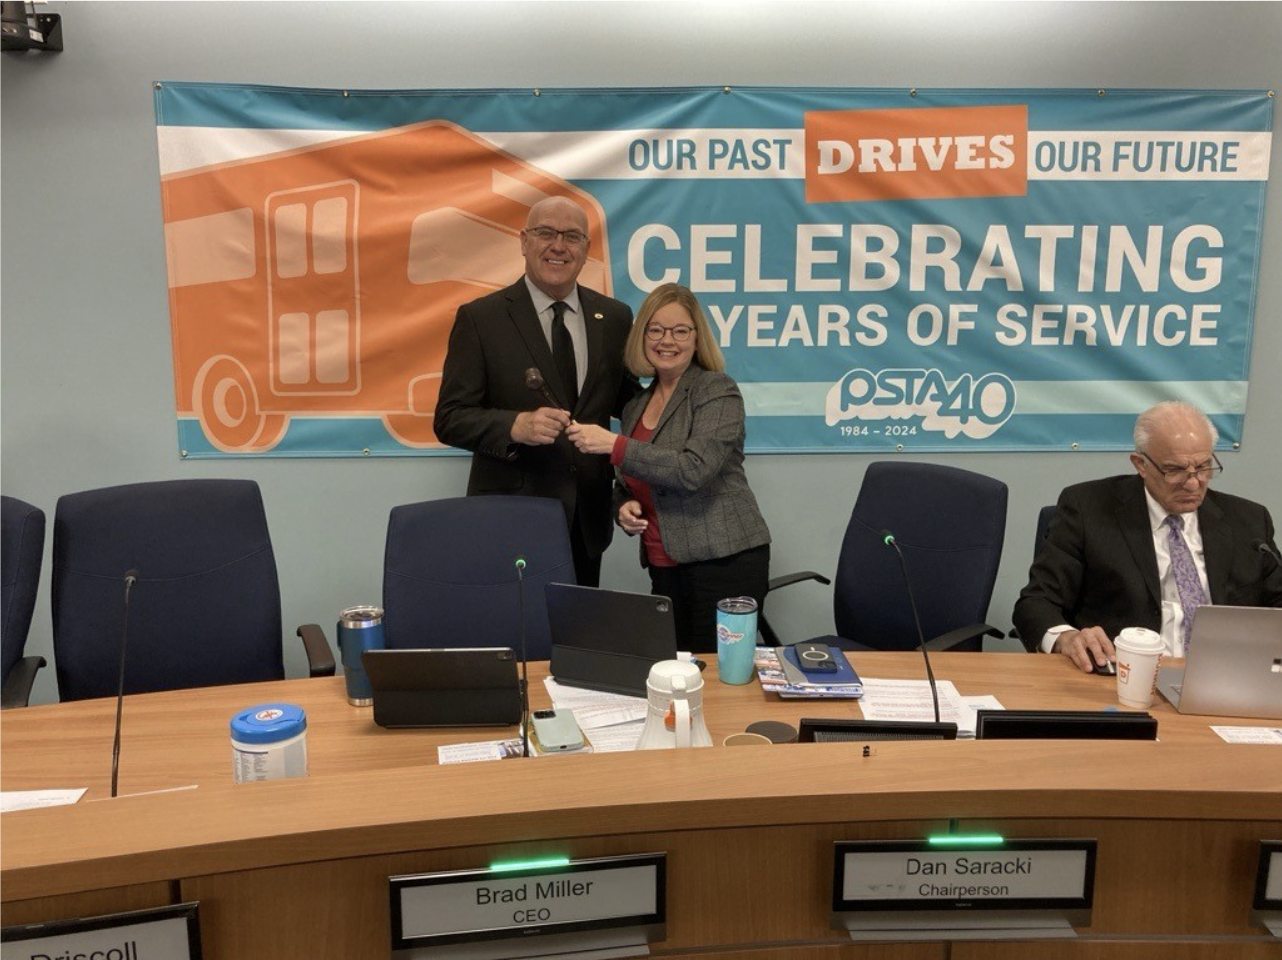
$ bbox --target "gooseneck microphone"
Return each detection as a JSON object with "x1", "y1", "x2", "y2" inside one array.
[
  {"x1": 111, "y1": 569, "x2": 140, "y2": 798},
  {"x1": 524, "y1": 367, "x2": 562, "y2": 410},
  {"x1": 1253, "y1": 539, "x2": 1282, "y2": 569},
  {"x1": 880, "y1": 531, "x2": 942, "y2": 724},
  {"x1": 514, "y1": 556, "x2": 531, "y2": 758}
]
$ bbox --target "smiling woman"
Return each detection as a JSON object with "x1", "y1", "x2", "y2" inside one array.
[{"x1": 567, "y1": 284, "x2": 771, "y2": 652}]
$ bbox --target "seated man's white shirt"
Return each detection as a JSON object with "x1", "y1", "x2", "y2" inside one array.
[{"x1": 1039, "y1": 486, "x2": 1211, "y2": 657}]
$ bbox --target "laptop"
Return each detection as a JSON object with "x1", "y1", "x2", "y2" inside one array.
[
  {"x1": 547, "y1": 583, "x2": 678, "y2": 697},
  {"x1": 362, "y1": 647, "x2": 521, "y2": 728},
  {"x1": 1156, "y1": 606, "x2": 1282, "y2": 720}
]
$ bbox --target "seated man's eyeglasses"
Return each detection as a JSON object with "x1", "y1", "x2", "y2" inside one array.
[
  {"x1": 644, "y1": 325, "x2": 695, "y2": 342},
  {"x1": 526, "y1": 226, "x2": 589, "y2": 247},
  {"x1": 1140, "y1": 451, "x2": 1224, "y2": 484}
]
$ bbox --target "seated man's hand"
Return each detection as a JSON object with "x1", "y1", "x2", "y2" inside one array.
[
  {"x1": 617, "y1": 499, "x2": 648, "y2": 535},
  {"x1": 566, "y1": 421, "x2": 617, "y2": 455},
  {"x1": 511, "y1": 407, "x2": 570, "y2": 445},
  {"x1": 1053, "y1": 626, "x2": 1116, "y2": 674}
]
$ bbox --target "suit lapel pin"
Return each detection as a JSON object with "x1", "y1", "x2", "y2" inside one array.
[{"x1": 593, "y1": 312, "x2": 604, "y2": 320}]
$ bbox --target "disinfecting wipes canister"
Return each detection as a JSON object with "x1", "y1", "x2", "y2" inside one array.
[{"x1": 230, "y1": 703, "x2": 308, "y2": 784}]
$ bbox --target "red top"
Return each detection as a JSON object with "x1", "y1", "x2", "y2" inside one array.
[{"x1": 612, "y1": 424, "x2": 677, "y2": 567}]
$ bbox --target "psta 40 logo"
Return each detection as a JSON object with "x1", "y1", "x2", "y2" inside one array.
[{"x1": 824, "y1": 368, "x2": 1016, "y2": 440}]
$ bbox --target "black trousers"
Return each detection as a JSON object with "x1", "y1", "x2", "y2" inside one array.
[
  {"x1": 647, "y1": 544, "x2": 770, "y2": 654},
  {"x1": 569, "y1": 514, "x2": 602, "y2": 588}
]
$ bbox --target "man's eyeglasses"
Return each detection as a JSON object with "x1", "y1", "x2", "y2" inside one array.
[
  {"x1": 1139, "y1": 451, "x2": 1223, "y2": 484},
  {"x1": 525, "y1": 226, "x2": 589, "y2": 247},
  {"x1": 644, "y1": 325, "x2": 695, "y2": 343}
]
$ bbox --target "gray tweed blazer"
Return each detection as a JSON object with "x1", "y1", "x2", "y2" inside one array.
[{"x1": 614, "y1": 363, "x2": 770, "y2": 564}]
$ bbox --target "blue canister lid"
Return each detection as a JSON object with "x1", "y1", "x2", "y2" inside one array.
[{"x1": 230, "y1": 703, "x2": 307, "y2": 744}]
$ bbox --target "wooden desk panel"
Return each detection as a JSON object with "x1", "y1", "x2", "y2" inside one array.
[
  {"x1": 955, "y1": 943, "x2": 1282, "y2": 959},
  {"x1": 3, "y1": 652, "x2": 1274, "y2": 800},
  {"x1": 3, "y1": 653, "x2": 1280, "y2": 959}
]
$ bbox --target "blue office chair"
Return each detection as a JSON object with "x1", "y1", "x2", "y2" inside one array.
[
  {"x1": 383, "y1": 496, "x2": 575, "y2": 660},
  {"x1": 52, "y1": 479, "x2": 334, "y2": 701},
  {"x1": 2, "y1": 496, "x2": 48, "y2": 708},
  {"x1": 761, "y1": 462, "x2": 1009, "y2": 652}
]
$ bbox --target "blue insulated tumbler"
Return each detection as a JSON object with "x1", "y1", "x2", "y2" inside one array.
[
  {"x1": 716, "y1": 597, "x2": 759, "y2": 685},
  {"x1": 338, "y1": 605, "x2": 385, "y2": 706}
]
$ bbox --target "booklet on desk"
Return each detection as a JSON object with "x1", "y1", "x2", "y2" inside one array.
[{"x1": 754, "y1": 644, "x2": 863, "y2": 699}]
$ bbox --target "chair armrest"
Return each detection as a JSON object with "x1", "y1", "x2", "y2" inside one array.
[
  {"x1": 758, "y1": 572, "x2": 833, "y2": 646},
  {"x1": 922, "y1": 623, "x2": 1006, "y2": 653},
  {"x1": 2, "y1": 655, "x2": 46, "y2": 709},
  {"x1": 766, "y1": 571, "x2": 832, "y2": 593},
  {"x1": 296, "y1": 624, "x2": 336, "y2": 677}
]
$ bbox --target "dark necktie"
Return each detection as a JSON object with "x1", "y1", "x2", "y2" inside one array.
[
  {"x1": 1164, "y1": 514, "x2": 1206, "y2": 653},
  {"x1": 550, "y1": 300, "x2": 578, "y2": 410}
]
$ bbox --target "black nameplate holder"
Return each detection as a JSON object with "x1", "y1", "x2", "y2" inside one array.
[
  {"x1": 389, "y1": 853, "x2": 666, "y2": 960},
  {"x1": 1253, "y1": 840, "x2": 1282, "y2": 939},
  {"x1": 832, "y1": 838, "x2": 1096, "y2": 941},
  {"x1": 1, "y1": 903, "x2": 201, "y2": 959}
]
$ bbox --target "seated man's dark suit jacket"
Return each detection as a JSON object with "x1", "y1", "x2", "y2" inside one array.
[
  {"x1": 1013, "y1": 474, "x2": 1282, "y2": 651},
  {"x1": 434, "y1": 278, "x2": 637, "y2": 561}
]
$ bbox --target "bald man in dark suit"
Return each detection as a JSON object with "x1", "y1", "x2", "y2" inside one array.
[{"x1": 434, "y1": 197, "x2": 638, "y2": 586}]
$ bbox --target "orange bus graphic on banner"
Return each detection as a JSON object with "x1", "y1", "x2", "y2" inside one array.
[
  {"x1": 804, "y1": 105, "x2": 1028, "y2": 203},
  {"x1": 161, "y1": 120, "x2": 612, "y2": 453}
]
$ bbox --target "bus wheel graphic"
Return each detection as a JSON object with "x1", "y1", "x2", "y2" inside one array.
[{"x1": 193, "y1": 355, "x2": 289, "y2": 453}]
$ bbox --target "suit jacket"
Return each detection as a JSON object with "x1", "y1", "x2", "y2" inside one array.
[
  {"x1": 1013, "y1": 474, "x2": 1282, "y2": 650},
  {"x1": 614, "y1": 364, "x2": 770, "y2": 565},
  {"x1": 434, "y1": 278, "x2": 638, "y2": 559}
]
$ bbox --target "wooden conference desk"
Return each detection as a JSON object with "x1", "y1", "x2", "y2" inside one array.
[{"x1": 2, "y1": 652, "x2": 1280, "y2": 960}]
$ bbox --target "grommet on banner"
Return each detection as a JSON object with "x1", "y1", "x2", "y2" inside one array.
[
  {"x1": 723, "y1": 87, "x2": 732, "y2": 95},
  {"x1": 910, "y1": 88, "x2": 918, "y2": 98},
  {"x1": 1233, "y1": 442, "x2": 1241, "y2": 450},
  {"x1": 1071, "y1": 443, "x2": 1080, "y2": 451},
  {"x1": 342, "y1": 91, "x2": 349, "y2": 99},
  {"x1": 1097, "y1": 89, "x2": 1107, "y2": 97},
  {"x1": 362, "y1": 448, "x2": 371, "y2": 456},
  {"x1": 154, "y1": 82, "x2": 162, "y2": 90},
  {"x1": 533, "y1": 88, "x2": 541, "y2": 97},
  {"x1": 180, "y1": 450, "x2": 188, "y2": 458},
  {"x1": 896, "y1": 444, "x2": 904, "y2": 453}
]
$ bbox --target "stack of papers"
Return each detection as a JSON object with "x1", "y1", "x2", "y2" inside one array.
[
  {"x1": 754, "y1": 645, "x2": 864, "y2": 699},
  {"x1": 858, "y1": 678, "x2": 1003, "y2": 738},
  {"x1": 544, "y1": 678, "x2": 647, "y2": 753}
]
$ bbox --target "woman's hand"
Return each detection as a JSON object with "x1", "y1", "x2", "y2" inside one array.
[
  {"x1": 617, "y1": 499, "x2": 648, "y2": 535},
  {"x1": 566, "y1": 421, "x2": 617, "y2": 455}
]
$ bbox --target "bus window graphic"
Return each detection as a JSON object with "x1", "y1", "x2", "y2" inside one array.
[{"x1": 162, "y1": 120, "x2": 613, "y2": 453}]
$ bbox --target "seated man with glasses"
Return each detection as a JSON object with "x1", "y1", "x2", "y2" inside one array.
[{"x1": 1013, "y1": 401, "x2": 1282, "y2": 673}]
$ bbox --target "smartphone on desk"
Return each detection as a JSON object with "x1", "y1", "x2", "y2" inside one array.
[
  {"x1": 531, "y1": 708, "x2": 585, "y2": 752},
  {"x1": 792, "y1": 642, "x2": 839, "y2": 673}
]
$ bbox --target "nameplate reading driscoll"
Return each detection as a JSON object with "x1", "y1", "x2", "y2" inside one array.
[
  {"x1": 0, "y1": 903, "x2": 201, "y2": 960},
  {"x1": 389, "y1": 854, "x2": 666, "y2": 949},
  {"x1": 832, "y1": 840, "x2": 1096, "y2": 912}
]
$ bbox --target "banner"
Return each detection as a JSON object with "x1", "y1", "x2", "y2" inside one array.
[{"x1": 154, "y1": 84, "x2": 1273, "y2": 456}]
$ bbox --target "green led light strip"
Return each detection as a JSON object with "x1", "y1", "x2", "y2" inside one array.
[
  {"x1": 489, "y1": 857, "x2": 571, "y2": 873},
  {"x1": 927, "y1": 834, "x2": 1005, "y2": 847}
]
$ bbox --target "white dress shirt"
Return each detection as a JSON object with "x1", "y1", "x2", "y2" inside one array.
[
  {"x1": 1040, "y1": 486, "x2": 1211, "y2": 657},
  {"x1": 524, "y1": 278, "x2": 587, "y2": 395}
]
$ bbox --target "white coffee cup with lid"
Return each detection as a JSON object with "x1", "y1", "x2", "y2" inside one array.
[{"x1": 1113, "y1": 627, "x2": 1164, "y2": 708}]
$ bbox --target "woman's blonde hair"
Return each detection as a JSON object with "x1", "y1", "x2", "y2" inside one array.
[{"x1": 623, "y1": 283, "x2": 725, "y2": 378}]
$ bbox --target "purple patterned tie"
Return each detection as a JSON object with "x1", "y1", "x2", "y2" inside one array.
[{"x1": 1164, "y1": 514, "x2": 1206, "y2": 653}]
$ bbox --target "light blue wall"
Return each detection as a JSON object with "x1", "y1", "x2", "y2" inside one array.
[{"x1": 3, "y1": 2, "x2": 1279, "y2": 705}]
